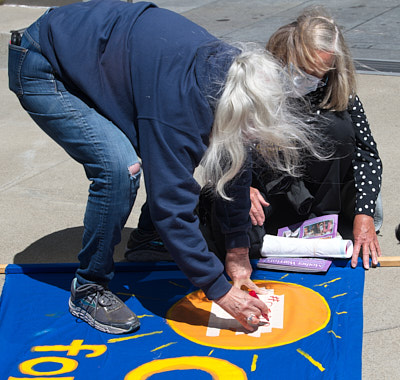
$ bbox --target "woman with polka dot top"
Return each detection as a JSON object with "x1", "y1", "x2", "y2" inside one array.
[{"x1": 249, "y1": 6, "x2": 382, "y2": 269}]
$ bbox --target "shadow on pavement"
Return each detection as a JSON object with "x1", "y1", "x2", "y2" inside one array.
[{"x1": 13, "y1": 227, "x2": 134, "y2": 264}]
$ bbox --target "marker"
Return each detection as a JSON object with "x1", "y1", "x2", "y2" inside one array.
[{"x1": 249, "y1": 290, "x2": 270, "y2": 322}]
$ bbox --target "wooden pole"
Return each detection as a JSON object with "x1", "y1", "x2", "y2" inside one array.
[{"x1": 377, "y1": 256, "x2": 400, "y2": 266}]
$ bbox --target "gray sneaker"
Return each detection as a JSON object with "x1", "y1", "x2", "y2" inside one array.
[{"x1": 69, "y1": 278, "x2": 140, "y2": 334}]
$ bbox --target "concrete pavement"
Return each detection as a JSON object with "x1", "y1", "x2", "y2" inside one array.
[{"x1": 1, "y1": 1, "x2": 399, "y2": 379}]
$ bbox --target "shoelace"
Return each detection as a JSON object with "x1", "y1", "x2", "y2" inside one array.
[
  {"x1": 77, "y1": 283, "x2": 118, "y2": 313},
  {"x1": 98, "y1": 290, "x2": 119, "y2": 308}
]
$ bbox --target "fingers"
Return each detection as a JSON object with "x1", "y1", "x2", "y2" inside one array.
[
  {"x1": 246, "y1": 280, "x2": 268, "y2": 295},
  {"x1": 243, "y1": 293, "x2": 270, "y2": 329},
  {"x1": 241, "y1": 304, "x2": 268, "y2": 331},
  {"x1": 352, "y1": 239, "x2": 382, "y2": 269},
  {"x1": 249, "y1": 187, "x2": 269, "y2": 226},
  {"x1": 362, "y1": 243, "x2": 370, "y2": 269},
  {"x1": 250, "y1": 187, "x2": 269, "y2": 205},
  {"x1": 257, "y1": 194, "x2": 269, "y2": 207},
  {"x1": 365, "y1": 239, "x2": 382, "y2": 268},
  {"x1": 244, "y1": 282, "x2": 270, "y2": 317},
  {"x1": 249, "y1": 211, "x2": 259, "y2": 226},
  {"x1": 351, "y1": 243, "x2": 360, "y2": 268},
  {"x1": 246, "y1": 313, "x2": 259, "y2": 326},
  {"x1": 245, "y1": 313, "x2": 269, "y2": 330},
  {"x1": 250, "y1": 204, "x2": 265, "y2": 226},
  {"x1": 372, "y1": 237, "x2": 382, "y2": 265},
  {"x1": 214, "y1": 286, "x2": 270, "y2": 332}
]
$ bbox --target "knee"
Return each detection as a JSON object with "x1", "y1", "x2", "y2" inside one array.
[
  {"x1": 110, "y1": 160, "x2": 141, "y2": 180},
  {"x1": 117, "y1": 161, "x2": 141, "y2": 190},
  {"x1": 89, "y1": 160, "x2": 141, "y2": 194},
  {"x1": 128, "y1": 162, "x2": 141, "y2": 178}
]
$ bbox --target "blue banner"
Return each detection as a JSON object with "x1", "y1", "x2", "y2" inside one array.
[{"x1": 0, "y1": 260, "x2": 364, "y2": 379}]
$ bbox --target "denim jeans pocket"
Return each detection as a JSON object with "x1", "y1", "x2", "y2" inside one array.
[{"x1": 8, "y1": 44, "x2": 28, "y2": 97}]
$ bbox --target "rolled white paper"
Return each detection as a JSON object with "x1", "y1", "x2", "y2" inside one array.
[{"x1": 261, "y1": 234, "x2": 353, "y2": 259}]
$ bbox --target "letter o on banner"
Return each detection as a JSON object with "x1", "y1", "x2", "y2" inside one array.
[
  {"x1": 19, "y1": 356, "x2": 78, "y2": 376},
  {"x1": 125, "y1": 356, "x2": 247, "y2": 379}
]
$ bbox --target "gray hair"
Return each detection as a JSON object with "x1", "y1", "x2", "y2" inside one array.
[{"x1": 201, "y1": 45, "x2": 324, "y2": 199}]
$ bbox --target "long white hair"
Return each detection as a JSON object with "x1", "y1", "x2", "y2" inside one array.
[{"x1": 200, "y1": 45, "x2": 325, "y2": 199}]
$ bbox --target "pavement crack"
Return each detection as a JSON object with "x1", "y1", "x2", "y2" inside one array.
[
  {"x1": 0, "y1": 159, "x2": 69, "y2": 193},
  {"x1": 364, "y1": 325, "x2": 400, "y2": 334},
  {"x1": 344, "y1": 4, "x2": 400, "y2": 33}
]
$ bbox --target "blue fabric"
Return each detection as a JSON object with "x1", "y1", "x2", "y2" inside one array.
[{"x1": 0, "y1": 260, "x2": 364, "y2": 379}]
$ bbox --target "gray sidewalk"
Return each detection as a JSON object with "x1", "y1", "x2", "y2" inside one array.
[{"x1": 1, "y1": 1, "x2": 400, "y2": 379}]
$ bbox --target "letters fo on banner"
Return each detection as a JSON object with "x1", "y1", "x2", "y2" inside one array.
[{"x1": 8, "y1": 339, "x2": 246, "y2": 379}]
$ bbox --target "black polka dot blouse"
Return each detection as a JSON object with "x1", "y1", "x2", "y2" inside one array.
[{"x1": 348, "y1": 94, "x2": 382, "y2": 217}]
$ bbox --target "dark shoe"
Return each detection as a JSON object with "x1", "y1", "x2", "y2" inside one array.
[
  {"x1": 395, "y1": 223, "x2": 400, "y2": 242},
  {"x1": 69, "y1": 278, "x2": 140, "y2": 334},
  {"x1": 125, "y1": 228, "x2": 171, "y2": 261}
]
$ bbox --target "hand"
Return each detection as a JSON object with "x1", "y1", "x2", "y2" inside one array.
[
  {"x1": 351, "y1": 214, "x2": 381, "y2": 269},
  {"x1": 214, "y1": 285, "x2": 270, "y2": 331},
  {"x1": 222, "y1": 247, "x2": 269, "y2": 330},
  {"x1": 250, "y1": 187, "x2": 269, "y2": 226}
]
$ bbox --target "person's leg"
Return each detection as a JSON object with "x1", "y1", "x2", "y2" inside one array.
[
  {"x1": 137, "y1": 201, "x2": 154, "y2": 232},
  {"x1": 125, "y1": 201, "x2": 171, "y2": 260},
  {"x1": 9, "y1": 18, "x2": 140, "y2": 333}
]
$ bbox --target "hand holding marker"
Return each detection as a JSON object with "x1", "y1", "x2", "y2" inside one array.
[{"x1": 249, "y1": 290, "x2": 270, "y2": 324}]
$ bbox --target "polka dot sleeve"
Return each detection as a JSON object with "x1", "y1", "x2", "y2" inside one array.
[{"x1": 348, "y1": 95, "x2": 382, "y2": 217}]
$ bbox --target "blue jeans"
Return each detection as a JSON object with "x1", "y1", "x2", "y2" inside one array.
[{"x1": 8, "y1": 15, "x2": 141, "y2": 286}]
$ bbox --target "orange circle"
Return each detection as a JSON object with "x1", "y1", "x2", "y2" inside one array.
[{"x1": 167, "y1": 280, "x2": 330, "y2": 350}]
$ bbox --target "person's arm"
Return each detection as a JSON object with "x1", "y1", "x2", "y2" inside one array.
[
  {"x1": 209, "y1": 154, "x2": 270, "y2": 327},
  {"x1": 348, "y1": 95, "x2": 382, "y2": 268},
  {"x1": 138, "y1": 118, "x2": 267, "y2": 329},
  {"x1": 213, "y1": 162, "x2": 271, "y2": 296},
  {"x1": 212, "y1": 159, "x2": 255, "y2": 288},
  {"x1": 138, "y1": 117, "x2": 230, "y2": 296}
]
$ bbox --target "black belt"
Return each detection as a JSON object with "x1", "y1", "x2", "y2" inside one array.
[{"x1": 10, "y1": 29, "x2": 26, "y2": 46}]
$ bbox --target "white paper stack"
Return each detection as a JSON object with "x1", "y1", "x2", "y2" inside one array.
[{"x1": 261, "y1": 234, "x2": 353, "y2": 259}]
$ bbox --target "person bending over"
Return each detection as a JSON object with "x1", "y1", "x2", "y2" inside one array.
[{"x1": 9, "y1": 0, "x2": 322, "y2": 334}]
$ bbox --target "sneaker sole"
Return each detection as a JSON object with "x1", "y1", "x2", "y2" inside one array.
[{"x1": 69, "y1": 298, "x2": 140, "y2": 335}]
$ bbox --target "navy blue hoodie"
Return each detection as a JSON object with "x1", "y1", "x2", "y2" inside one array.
[{"x1": 39, "y1": 0, "x2": 252, "y2": 299}]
